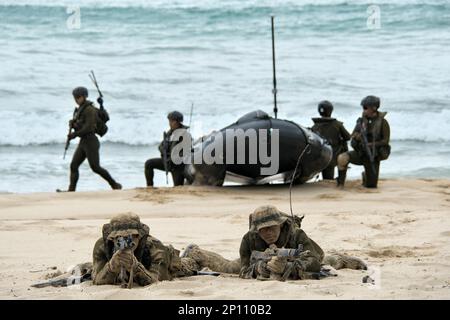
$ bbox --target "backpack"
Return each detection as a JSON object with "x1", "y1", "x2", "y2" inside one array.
[
  {"x1": 312, "y1": 119, "x2": 345, "y2": 154},
  {"x1": 95, "y1": 105, "x2": 109, "y2": 137}
]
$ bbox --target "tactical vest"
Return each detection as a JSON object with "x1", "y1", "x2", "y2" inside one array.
[
  {"x1": 357, "y1": 112, "x2": 390, "y2": 160},
  {"x1": 75, "y1": 101, "x2": 108, "y2": 137}
]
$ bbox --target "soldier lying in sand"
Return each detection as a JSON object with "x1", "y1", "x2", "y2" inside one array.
[
  {"x1": 32, "y1": 209, "x2": 366, "y2": 288},
  {"x1": 32, "y1": 213, "x2": 236, "y2": 288},
  {"x1": 91, "y1": 212, "x2": 238, "y2": 287},
  {"x1": 238, "y1": 205, "x2": 367, "y2": 281},
  {"x1": 174, "y1": 205, "x2": 366, "y2": 282}
]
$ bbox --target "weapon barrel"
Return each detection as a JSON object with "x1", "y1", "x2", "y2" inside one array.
[
  {"x1": 63, "y1": 124, "x2": 72, "y2": 159},
  {"x1": 360, "y1": 120, "x2": 377, "y2": 174},
  {"x1": 188, "y1": 102, "x2": 194, "y2": 130},
  {"x1": 89, "y1": 70, "x2": 103, "y2": 98},
  {"x1": 162, "y1": 132, "x2": 169, "y2": 184}
]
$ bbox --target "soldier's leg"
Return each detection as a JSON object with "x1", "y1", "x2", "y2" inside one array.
[
  {"x1": 144, "y1": 158, "x2": 165, "y2": 186},
  {"x1": 181, "y1": 244, "x2": 240, "y2": 274},
  {"x1": 85, "y1": 135, "x2": 121, "y2": 189},
  {"x1": 171, "y1": 165, "x2": 185, "y2": 186},
  {"x1": 321, "y1": 165, "x2": 335, "y2": 180},
  {"x1": 69, "y1": 144, "x2": 86, "y2": 191},
  {"x1": 363, "y1": 160, "x2": 380, "y2": 188},
  {"x1": 336, "y1": 152, "x2": 350, "y2": 186},
  {"x1": 323, "y1": 253, "x2": 367, "y2": 270},
  {"x1": 337, "y1": 151, "x2": 364, "y2": 187}
]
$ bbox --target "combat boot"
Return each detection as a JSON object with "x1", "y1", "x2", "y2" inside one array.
[
  {"x1": 336, "y1": 170, "x2": 346, "y2": 187},
  {"x1": 111, "y1": 182, "x2": 122, "y2": 190}
]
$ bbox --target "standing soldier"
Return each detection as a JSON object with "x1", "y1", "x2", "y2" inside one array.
[
  {"x1": 144, "y1": 111, "x2": 191, "y2": 187},
  {"x1": 311, "y1": 100, "x2": 351, "y2": 180},
  {"x1": 66, "y1": 87, "x2": 122, "y2": 192},
  {"x1": 336, "y1": 95, "x2": 391, "y2": 188}
]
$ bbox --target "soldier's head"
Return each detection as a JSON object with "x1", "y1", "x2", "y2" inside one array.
[
  {"x1": 251, "y1": 205, "x2": 287, "y2": 245},
  {"x1": 361, "y1": 95, "x2": 380, "y2": 118},
  {"x1": 318, "y1": 100, "x2": 334, "y2": 117},
  {"x1": 104, "y1": 213, "x2": 146, "y2": 252},
  {"x1": 72, "y1": 86, "x2": 88, "y2": 106},
  {"x1": 167, "y1": 111, "x2": 184, "y2": 130}
]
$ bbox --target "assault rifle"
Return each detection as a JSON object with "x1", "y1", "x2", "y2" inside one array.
[
  {"x1": 63, "y1": 108, "x2": 77, "y2": 160},
  {"x1": 162, "y1": 131, "x2": 170, "y2": 184},
  {"x1": 250, "y1": 244, "x2": 303, "y2": 264},
  {"x1": 31, "y1": 263, "x2": 92, "y2": 288},
  {"x1": 357, "y1": 118, "x2": 377, "y2": 175},
  {"x1": 113, "y1": 235, "x2": 135, "y2": 289},
  {"x1": 250, "y1": 244, "x2": 304, "y2": 281}
]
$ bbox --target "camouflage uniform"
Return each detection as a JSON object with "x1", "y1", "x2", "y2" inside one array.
[
  {"x1": 239, "y1": 206, "x2": 324, "y2": 280},
  {"x1": 69, "y1": 100, "x2": 120, "y2": 191},
  {"x1": 93, "y1": 213, "x2": 181, "y2": 285},
  {"x1": 144, "y1": 125, "x2": 191, "y2": 186},
  {"x1": 337, "y1": 111, "x2": 390, "y2": 188},
  {"x1": 312, "y1": 117, "x2": 351, "y2": 180},
  {"x1": 92, "y1": 213, "x2": 238, "y2": 286}
]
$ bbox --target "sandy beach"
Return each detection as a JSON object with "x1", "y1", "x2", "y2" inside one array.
[{"x1": 0, "y1": 179, "x2": 449, "y2": 300}]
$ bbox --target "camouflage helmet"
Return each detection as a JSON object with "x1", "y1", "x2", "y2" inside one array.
[
  {"x1": 318, "y1": 100, "x2": 334, "y2": 117},
  {"x1": 167, "y1": 110, "x2": 184, "y2": 123},
  {"x1": 103, "y1": 212, "x2": 147, "y2": 240},
  {"x1": 72, "y1": 86, "x2": 88, "y2": 98},
  {"x1": 250, "y1": 205, "x2": 288, "y2": 231},
  {"x1": 361, "y1": 95, "x2": 380, "y2": 109}
]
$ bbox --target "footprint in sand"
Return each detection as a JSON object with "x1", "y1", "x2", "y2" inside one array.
[
  {"x1": 132, "y1": 193, "x2": 171, "y2": 204},
  {"x1": 366, "y1": 245, "x2": 436, "y2": 259},
  {"x1": 232, "y1": 196, "x2": 249, "y2": 200},
  {"x1": 316, "y1": 193, "x2": 342, "y2": 200},
  {"x1": 180, "y1": 290, "x2": 195, "y2": 296}
]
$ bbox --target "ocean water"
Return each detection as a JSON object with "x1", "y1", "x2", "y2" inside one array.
[{"x1": 0, "y1": 0, "x2": 449, "y2": 193}]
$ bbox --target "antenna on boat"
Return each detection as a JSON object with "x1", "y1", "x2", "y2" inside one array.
[{"x1": 271, "y1": 16, "x2": 278, "y2": 119}]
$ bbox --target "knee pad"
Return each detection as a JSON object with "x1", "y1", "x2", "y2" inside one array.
[{"x1": 337, "y1": 153, "x2": 350, "y2": 170}]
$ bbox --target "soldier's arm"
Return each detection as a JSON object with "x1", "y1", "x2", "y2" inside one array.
[
  {"x1": 239, "y1": 233, "x2": 259, "y2": 279},
  {"x1": 136, "y1": 239, "x2": 172, "y2": 286},
  {"x1": 294, "y1": 230, "x2": 324, "y2": 272},
  {"x1": 92, "y1": 239, "x2": 118, "y2": 285},
  {"x1": 74, "y1": 106, "x2": 97, "y2": 137},
  {"x1": 133, "y1": 262, "x2": 158, "y2": 286},
  {"x1": 158, "y1": 139, "x2": 164, "y2": 154},
  {"x1": 350, "y1": 121, "x2": 362, "y2": 149},
  {"x1": 374, "y1": 119, "x2": 390, "y2": 147},
  {"x1": 169, "y1": 129, "x2": 191, "y2": 156},
  {"x1": 339, "y1": 122, "x2": 351, "y2": 141},
  {"x1": 351, "y1": 121, "x2": 361, "y2": 139}
]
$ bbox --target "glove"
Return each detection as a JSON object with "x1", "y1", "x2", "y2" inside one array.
[
  {"x1": 67, "y1": 132, "x2": 77, "y2": 140},
  {"x1": 267, "y1": 256, "x2": 288, "y2": 275},
  {"x1": 255, "y1": 261, "x2": 270, "y2": 278},
  {"x1": 352, "y1": 132, "x2": 362, "y2": 141},
  {"x1": 97, "y1": 97, "x2": 103, "y2": 106},
  {"x1": 108, "y1": 250, "x2": 137, "y2": 274}
]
